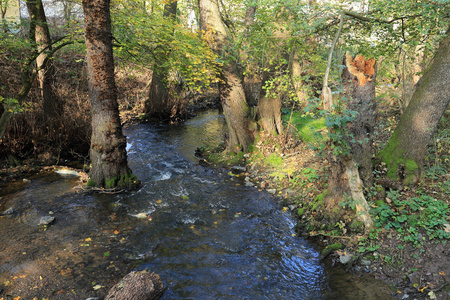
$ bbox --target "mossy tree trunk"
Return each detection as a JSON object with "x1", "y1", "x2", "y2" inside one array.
[
  {"x1": 378, "y1": 26, "x2": 450, "y2": 185},
  {"x1": 324, "y1": 52, "x2": 377, "y2": 233},
  {"x1": 198, "y1": 0, "x2": 253, "y2": 152},
  {"x1": 82, "y1": 0, "x2": 139, "y2": 189}
]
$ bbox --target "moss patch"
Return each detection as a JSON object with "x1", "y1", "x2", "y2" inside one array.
[
  {"x1": 264, "y1": 153, "x2": 283, "y2": 168},
  {"x1": 282, "y1": 112, "x2": 326, "y2": 145},
  {"x1": 105, "y1": 169, "x2": 141, "y2": 190}
]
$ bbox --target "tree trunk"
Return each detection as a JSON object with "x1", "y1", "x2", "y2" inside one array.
[
  {"x1": 257, "y1": 90, "x2": 283, "y2": 135},
  {"x1": 26, "y1": 0, "x2": 62, "y2": 119},
  {"x1": 82, "y1": 0, "x2": 139, "y2": 189},
  {"x1": 143, "y1": 0, "x2": 181, "y2": 121},
  {"x1": 378, "y1": 26, "x2": 450, "y2": 185},
  {"x1": 198, "y1": 0, "x2": 253, "y2": 151},
  {"x1": 324, "y1": 52, "x2": 377, "y2": 233},
  {"x1": 291, "y1": 50, "x2": 307, "y2": 106},
  {"x1": 240, "y1": 3, "x2": 260, "y2": 107},
  {"x1": 342, "y1": 52, "x2": 377, "y2": 187}
]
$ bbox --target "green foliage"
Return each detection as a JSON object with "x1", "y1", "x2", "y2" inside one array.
[
  {"x1": 371, "y1": 191, "x2": 450, "y2": 247},
  {"x1": 0, "y1": 96, "x2": 22, "y2": 113},
  {"x1": 289, "y1": 167, "x2": 319, "y2": 188},
  {"x1": 111, "y1": 0, "x2": 219, "y2": 92},
  {"x1": 325, "y1": 109, "x2": 357, "y2": 156}
]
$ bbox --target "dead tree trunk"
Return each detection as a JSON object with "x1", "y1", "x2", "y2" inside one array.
[
  {"x1": 342, "y1": 52, "x2": 377, "y2": 187},
  {"x1": 324, "y1": 52, "x2": 377, "y2": 233}
]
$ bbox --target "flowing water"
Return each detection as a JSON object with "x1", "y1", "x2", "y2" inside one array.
[{"x1": 0, "y1": 111, "x2": 393, "y2": 299}]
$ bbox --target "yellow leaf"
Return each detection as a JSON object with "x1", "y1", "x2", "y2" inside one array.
[{"x1": 85, "y1": 238, "x2": 92, "y2": 242}]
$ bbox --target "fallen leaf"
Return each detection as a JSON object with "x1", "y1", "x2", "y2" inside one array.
[
  {"x1": 114, "y1": 230, "x2": 119, "y2": 234},
  {"x1": 136, "y1": 213, "x2": 147, "y2": 219},
  {"x1": 443, "y1": 224, "x2": 450, "y2": 233},
  {"x1": 85, "y1": 238, "x2": 92, "y2": 242},
  {"x1": 428, "y1": 291, "x2": 437, "y2": 299},
  {"x1": 93, "y1": 284, "x2": 103, "y2": 290}
]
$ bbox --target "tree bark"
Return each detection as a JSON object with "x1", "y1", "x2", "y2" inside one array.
[
  {"x1": 198, "y1": 0, "x2": 253, "y2": 151},
  {"x1": 342, "y1": 52, "x2": 377, "y2": 187},
  {"x1": 324, "y1": 52, "x2": 377, "y2": 233},
  {"x1": 240, "y1": 3, "x2": 260, "y2": 107},
  {"x1": 291, "y1": 50, "x2": 307, "y2": 106},
  {"x1": 26, "y1": 0, "x2": 62, "y2": 119},
  {"x1": 378, "y1": 26, "x2": 450, "y2": 185},
  {"x1": 82, "y1": 0, "x2": 139, "y2": 189}
]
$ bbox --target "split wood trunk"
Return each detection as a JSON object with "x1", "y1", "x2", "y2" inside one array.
[{"x1": 324, "y1": 52, "x2": 377, "y2": 232}]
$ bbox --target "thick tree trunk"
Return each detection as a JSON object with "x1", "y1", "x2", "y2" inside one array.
[
  {"x1": 378, "y1": 27, "x2": 450, "y2": 185},
  {"x1": 258, "y1": 91, "x2": 283, "y2": 135},
  {"x1": 143, "y1": 1, "x2": 180, "y2": 120},
  {"x1": 82, "y1": 0, "x2": 139, "y2": 189},
  {"x1": 26, "y1": 0, "x2": 62, "y2": 119},
  {"x1": 198, "y1": 0, "x2": 253, "y2": 151},
  {"x1": 324, "y1": 52, "x2": 377, "y2": 233}
]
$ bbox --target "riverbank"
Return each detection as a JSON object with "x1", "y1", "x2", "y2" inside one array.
[{"x1": 199, "y1": 118, "x2": 450, "y2": 300}]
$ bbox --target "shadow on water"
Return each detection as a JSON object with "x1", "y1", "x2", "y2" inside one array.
[{"x1": 0, "y1": 110, "x2": 393, "y2": 299}]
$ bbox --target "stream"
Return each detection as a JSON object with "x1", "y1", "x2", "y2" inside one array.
[{"x1": 0, "y1": 111, "x2": 393, "y2": 299}]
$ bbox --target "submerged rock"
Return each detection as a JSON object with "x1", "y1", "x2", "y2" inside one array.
[
  {"x1": 360, "y1": 258, "x2": 371, "y2": 266},
  {"x1": 339, "y1": 254, "x2": 353, "y2": 265},
  {"x1": 39, "y1": 216, "x2": 55, "y2": 226},
  {"x1": 232, "y1": 166, "x2": 246, "y2": 174},
  {"x1": 105, "y1": 271, "x2": 165, "y2": 300}
]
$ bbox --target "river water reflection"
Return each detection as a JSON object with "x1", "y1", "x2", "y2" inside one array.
[{"x1": 0, "y1": 110, "x2": 393, "y2": 299}]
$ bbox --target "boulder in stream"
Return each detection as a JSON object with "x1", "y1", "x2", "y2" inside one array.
[
  {"x1": 105, "y1": 271, "x2": 165, "y2": 300},
  {"x1": 38, "y1": 216, "x2": 55, "y2": 226}
]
